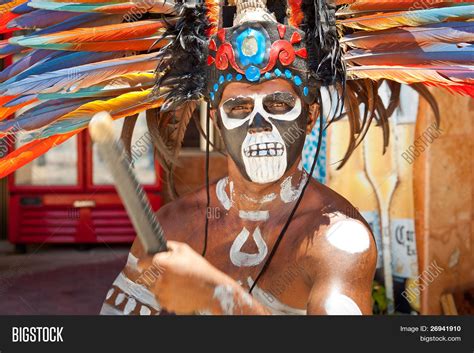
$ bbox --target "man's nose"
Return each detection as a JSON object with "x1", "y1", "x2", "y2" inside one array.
[{"x1": 248, "y1": 113, "x2": 272, "y2": 134}]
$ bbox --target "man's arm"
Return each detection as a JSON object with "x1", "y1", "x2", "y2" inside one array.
[
  {"x1": 100, "y1": 238, "x2": 162, "y2": 315},
  {"x1": 304, "y1": 215, "x2": 377, "y2": 315}
]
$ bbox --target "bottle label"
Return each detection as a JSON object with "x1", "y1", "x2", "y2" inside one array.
[
  {"x1": 361, "y1": 211, "x2": 383, "y2": 269},
  {"x1": 391, "y1": 218, "x2": 418, "y2": 278}
]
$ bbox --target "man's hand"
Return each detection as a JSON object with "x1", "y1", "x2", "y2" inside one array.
[{"x1": 137, "y1": 241, "x2": 230, "y2": 314}]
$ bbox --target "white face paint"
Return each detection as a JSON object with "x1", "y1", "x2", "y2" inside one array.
[
  {"x1": 220, "y1": 94, "x2": 302, "y2": 184},
  {"x1": 230, "y1": 227, "x2": 268, "y2": 267},
  {"x1": 326, "y1": 220, "x2": 370, "y2": 254},
  {"x1": 325, "y1": 292, "x2": 362, "y2": 315}
]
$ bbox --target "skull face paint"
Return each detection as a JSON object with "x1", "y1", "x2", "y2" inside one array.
[{"x1": 217, "y1": 89, "x2": 308, "y2": 184}]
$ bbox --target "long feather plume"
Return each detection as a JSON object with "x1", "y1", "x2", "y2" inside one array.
[
  {"x1": 4, "y1": 51, "x2": 125, "y2": 85},
  {"x1": 0, "y1": 98, "x2": 95, "y2": 135},
  {"x1": 338, "y1": 0, "x2": 474, "y2": 14},
  {"x1": 340, "y1": 4, "x2": 474, "y2": 31},
  {"x1": 0, "y1": 53, "x2": 161, "y2": 96},
  {"x1": 343, "y1": 22, "x2": 474, "y2": 50},
  {"x1": 12, "y1": 20, "x2": 168, "y2": 48},
  {"x1": 29, "y1": 0, "x2": 175, "y2": 13},
  {"x1": 348, "y1": 65, "x2": 474, "y2": 96},
  {"x1": 346, "y1": 43, "x2": 474, "y2": 66},
  {"x1": 8, "y1": 10, "x2": 83, "y2": 30}
]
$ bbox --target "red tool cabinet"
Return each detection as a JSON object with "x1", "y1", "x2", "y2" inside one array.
[{"x1": 7, "y1": 119, "x2": 162, "y2": 248}]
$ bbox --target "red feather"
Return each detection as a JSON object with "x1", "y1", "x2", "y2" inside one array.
[{"x1": 0, "y1": 12, "x2": 20, "y2": 34}]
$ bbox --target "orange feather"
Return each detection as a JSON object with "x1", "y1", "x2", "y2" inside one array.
[
  {"x1": 0, "y1": 132, "x2": 76, "y2": 179},
  {"x1": 15, "y1": 20, "x2": 167, "y2": 45},
  {"x1": 288, "y1": 0, "x2": 304, "y2": 28},
  {"x1": 0, "y1": 98, "x2": 38, "y2": 121},
  {"x1": 205, "y1": 0, "x2": 220, "y2": 36},
  {"x1": 52, "y1": 37, "x2": 168, "y2": 52}
]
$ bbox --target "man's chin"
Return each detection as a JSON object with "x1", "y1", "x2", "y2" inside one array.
[{"x1": 243, "y1": 156, "x2": 287, "y2": 184}]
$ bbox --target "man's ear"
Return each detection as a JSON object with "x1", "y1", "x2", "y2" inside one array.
[
  {"x1": 209, "y1": 108, "x2": 217, "y2": 122},
  {"x1": 306, "y1": 103, "x2": 320, "y2": 134}
]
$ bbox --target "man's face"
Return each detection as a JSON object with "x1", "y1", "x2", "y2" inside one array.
[{"x1": 216, "y1": 79, "x2": 309, "y2": 184}]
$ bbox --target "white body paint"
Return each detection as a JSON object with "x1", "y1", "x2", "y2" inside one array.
[
  {"x1": 140, "y1": 305, "x2": 151, "y2": 316},
  {"x1": 213, "y1": 285, "x2": 236, "y2": 315},
  {"x1": 230, "y1": 227, "x2": 268, "y2": 267},
  {"x1": 112, "y1": 272, "x2": 161, "y2": 311},
  {"x1": 242, "y1": 193, "x2": 276, "y2": 204},
  {"x1": 115, "y1": 293, "x2": 125, "y2": 306},
  {"x1": 280, "y1": 172, "x2": 308, "y2": 203},
  {"x1": 123, "y1": 297, "x2": 137, "y2": 315},
  {"x1": 216, "y1": 177, "x2": 232, "y2": 211},
  {"x1": 239, "y1": 210, "x2": 269, "y2": 221},
  {"x1": 326, "y1": 220, "x2": 370, "y2": 254},
  {"x1": 106, "y1": 288, "x2": 114, "y2": 300},
  {"x1": 325, "y1": 293, "x2": 362, "y2": 315},
  {"x1": 126, "y1": 253, "x2": 139, "y2": 271},
  {"x1": 100, "y1": 303, "x2": 125, "y2": 315}
]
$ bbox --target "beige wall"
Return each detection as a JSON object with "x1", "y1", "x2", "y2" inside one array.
[{"x1": 414, "y1": 89, "x2": 474, "y2": 314}]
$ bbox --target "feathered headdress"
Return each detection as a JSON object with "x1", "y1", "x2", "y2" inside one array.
[{"x1": 0, "y1": 0, "x2": 473, "y2": 187}]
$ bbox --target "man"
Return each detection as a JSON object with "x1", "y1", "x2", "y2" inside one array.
[{"x1": 100, "y1": 73, "x2": 377, "y2": 315}]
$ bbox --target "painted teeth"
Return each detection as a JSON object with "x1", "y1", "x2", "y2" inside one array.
[{"x1": 244, "y1": 142, "x2": 284, "y2": 158}]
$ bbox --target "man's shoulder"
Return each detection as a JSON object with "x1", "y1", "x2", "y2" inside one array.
[
  {"x1": 303, "y1": 178, "x2": 369, "y2": 226},
  {"x1": 301, "y1": 179, "x2": 377, "y2": 260}
]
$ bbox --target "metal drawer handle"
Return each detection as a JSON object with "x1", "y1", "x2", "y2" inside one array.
[{"x1": 73, "y1": 200, "x2": 96, "y2": 208}]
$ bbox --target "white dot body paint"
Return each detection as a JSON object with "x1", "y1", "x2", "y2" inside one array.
[
  {"x1": 126, "y1": 253, "x2": 139, "y2": 271},
  {"x1": 280, "y1": 172, "x2": 308, "y2": 203},
  {"x1": 115, "y1": 293, "x2": 125, "y2": 306},
  {"x1": 216, "y1": 177, "x2": 232, "y2": 211},
  {"x1": 325, "y1": 293, "x2": 362, "y2": 315},
  {"x1": 123, "y1": 297, "x2": 136, "y2": 315},
  {"x1": 326, "y1": 220, "x2": 370, "y2": 254},
  {"x1": 140, "y1": 305, "x2": 151, "y2": 316},
  {"x1": 106, "y1": 288, "x2": 114, "y2": 300},
  {"x1": 230, "y1": 227, "x2": 268, "y2": 267}
]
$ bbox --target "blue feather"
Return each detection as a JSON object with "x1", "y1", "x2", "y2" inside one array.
[
  {"x1": 346, "y1": 43, "x2": 474, "y2": 66},
  {"x1": 8, "y1": 10, "x2": 81, "y2": 30},
  {"x1": 11, "y1": 2, "x2": 34, "y2": 14},
  {"x1": 4, "y1": 51, "x2": 125, "y2": 85},
  {"x1": 4, "y1": 95, "x2": 36, "y2": 107},
  {"x1": 342, "y1": 4, "x2": 474, "y2": 31},
  {"x1": 0, "y1": 98, "x2": 94, "y2": 133},
  {"x1": 0, "y1": 49, "x2": 53, "y2": 82},
  {"x1": 0, "y1": 43, "x2": 24, "y2": 57},
  {"x1": 28, "y1": 1, "x2": 122, "y2": 12},
  {"x1": 0, "y1": 53, "x2": 159, "y2": 96}
]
